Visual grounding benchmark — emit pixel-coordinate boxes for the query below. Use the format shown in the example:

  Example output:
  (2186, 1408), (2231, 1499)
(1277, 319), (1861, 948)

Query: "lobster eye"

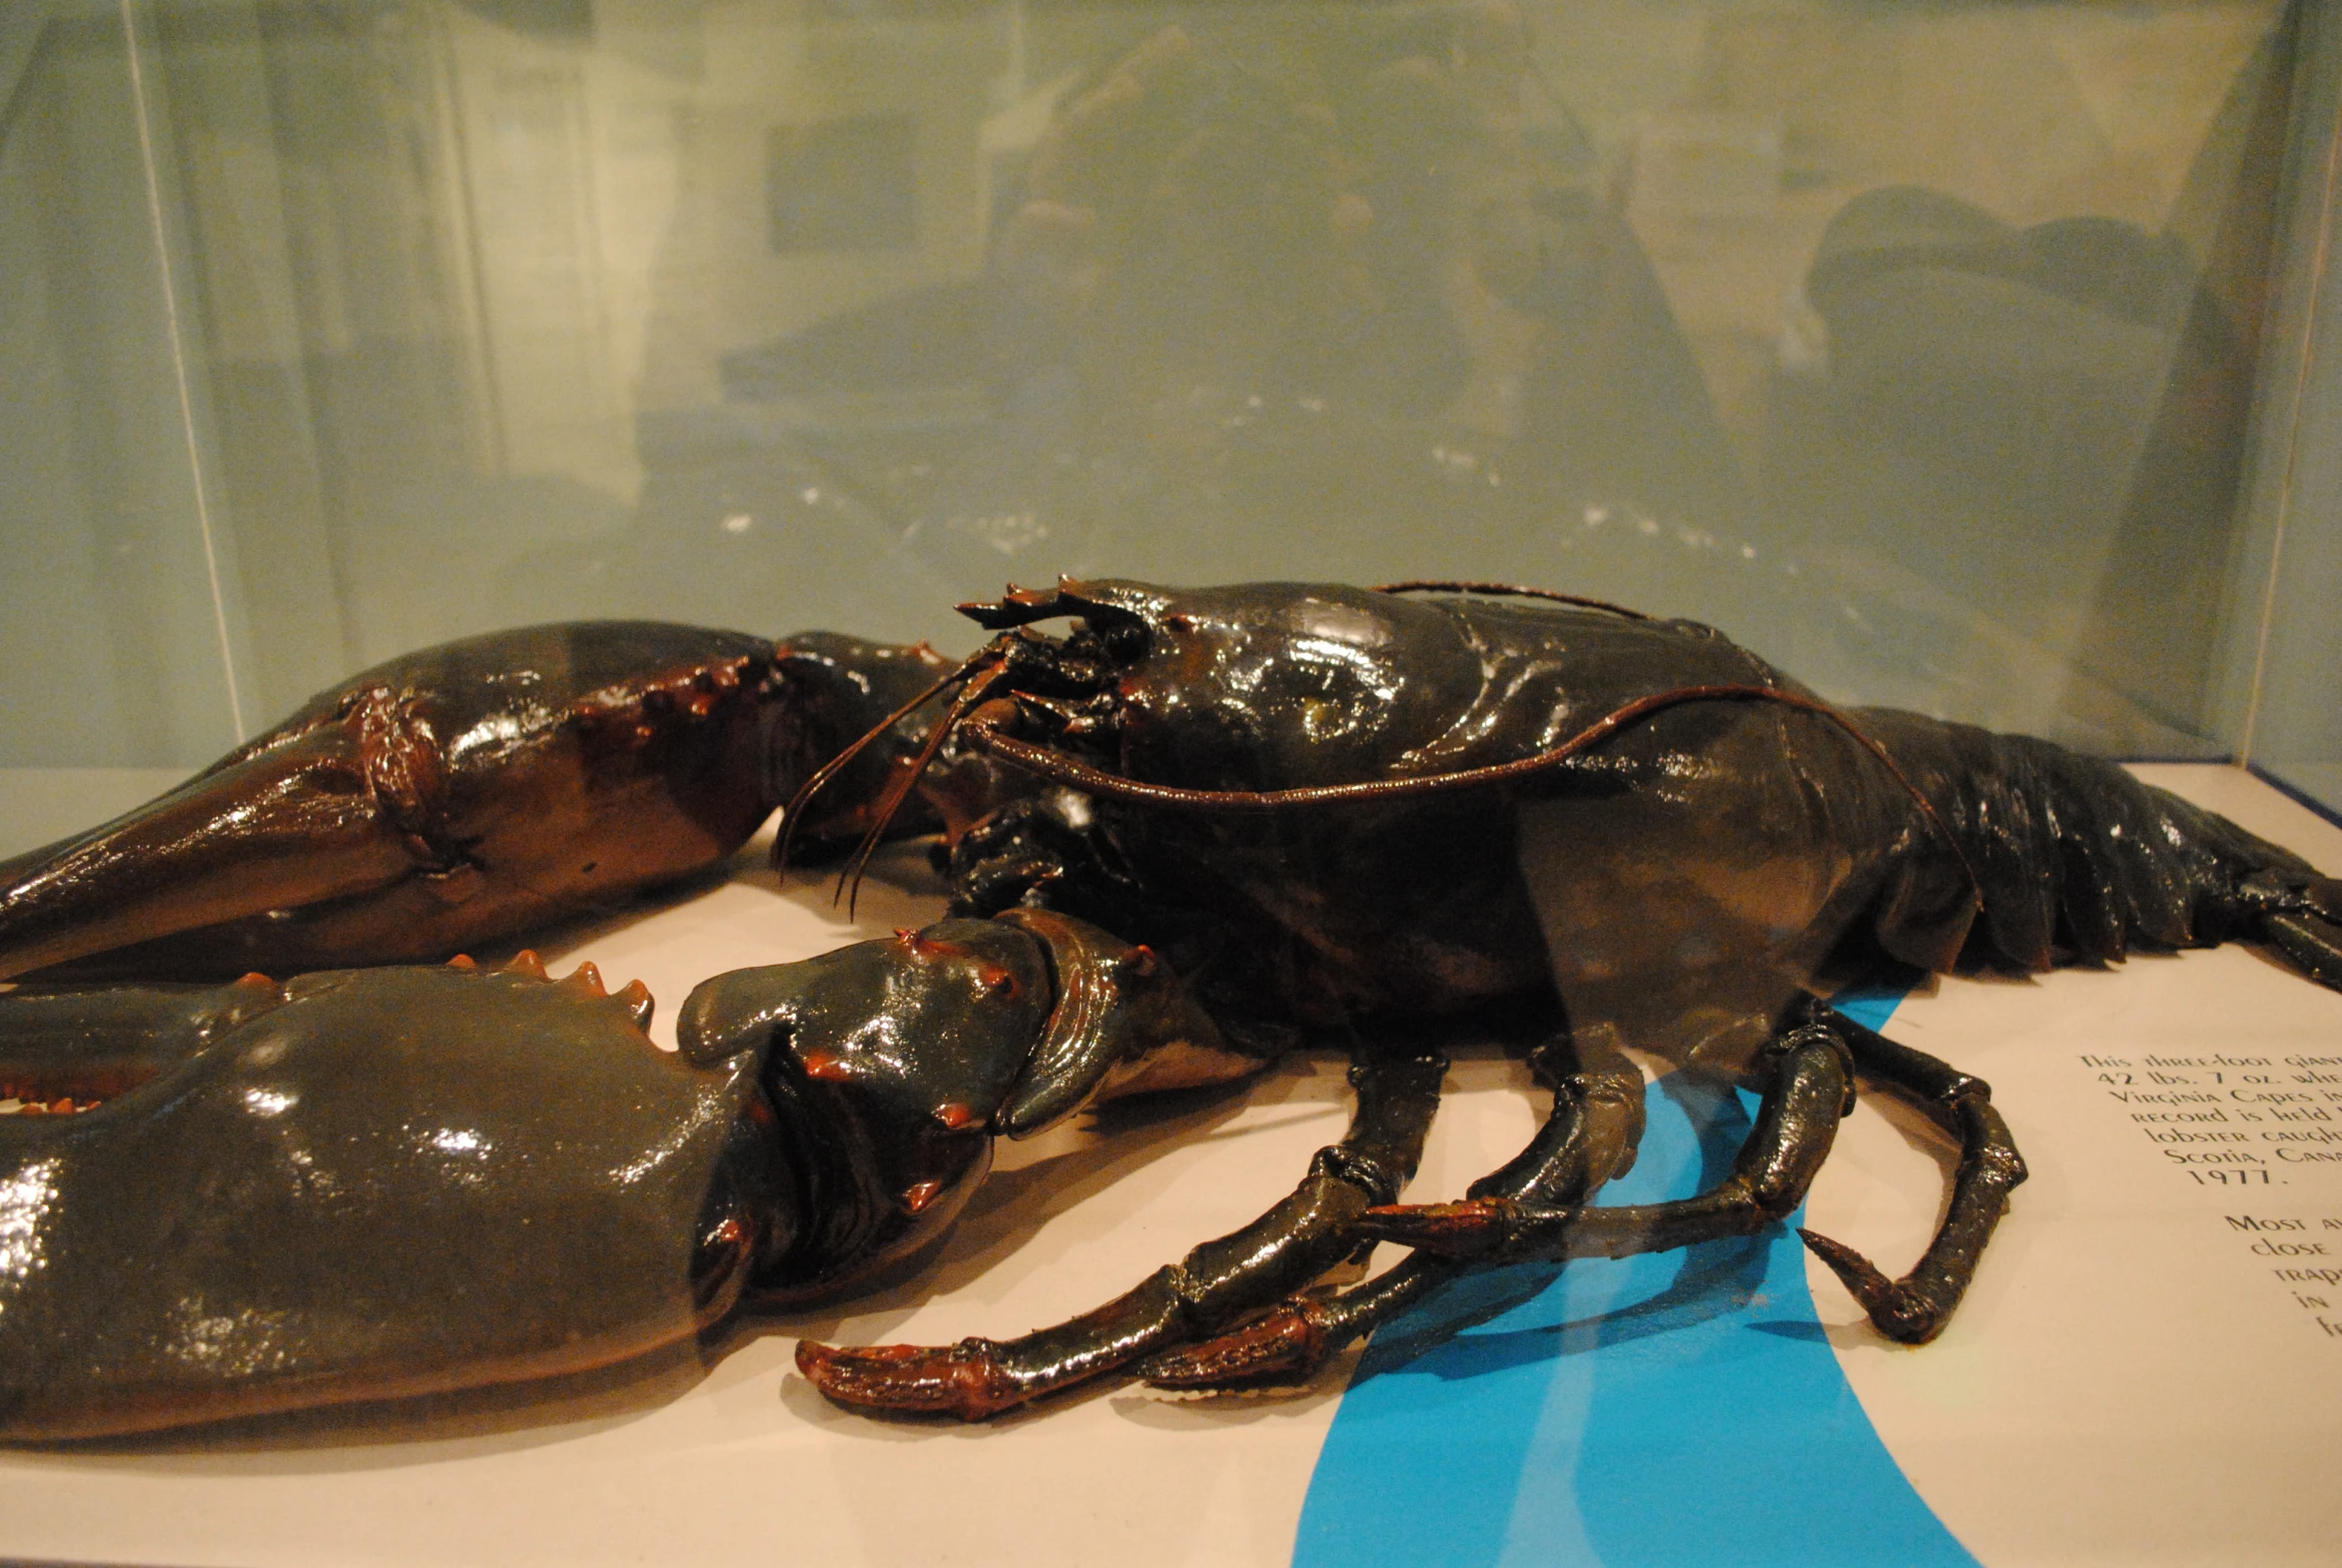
(1100, 620), (1151, 662)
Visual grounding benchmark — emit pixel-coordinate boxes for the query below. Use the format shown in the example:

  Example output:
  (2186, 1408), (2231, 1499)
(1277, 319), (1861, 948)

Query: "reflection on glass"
(0, 0), (2322, 790)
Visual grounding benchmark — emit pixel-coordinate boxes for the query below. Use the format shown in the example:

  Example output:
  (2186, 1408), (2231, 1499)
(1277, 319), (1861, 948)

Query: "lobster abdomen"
(1858, 710), (2331, 977)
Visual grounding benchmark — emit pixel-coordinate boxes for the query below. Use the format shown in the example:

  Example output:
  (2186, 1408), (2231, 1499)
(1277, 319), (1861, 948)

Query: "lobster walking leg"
(794, 1050), (1446, 1419)
(1145, 1035), (1648, 1388)
(1359, 1006), (2026, 1345)
(1358, 1010), (1857, 1271)
(1797, 1012), (2027, 1343)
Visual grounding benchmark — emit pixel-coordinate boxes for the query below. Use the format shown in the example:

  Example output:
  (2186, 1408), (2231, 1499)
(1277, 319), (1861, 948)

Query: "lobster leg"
(1357, 1006), (2024, 1346)
(794, 1049), (1446, 1419)
(1796, 1012), (2027, 1343)
(1144, 1035), (1648, 1389)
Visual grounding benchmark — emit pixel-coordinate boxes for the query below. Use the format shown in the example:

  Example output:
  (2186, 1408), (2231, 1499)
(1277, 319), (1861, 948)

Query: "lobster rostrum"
(1, 583), (2337, 1436)
(784, 578), (2342, 1418)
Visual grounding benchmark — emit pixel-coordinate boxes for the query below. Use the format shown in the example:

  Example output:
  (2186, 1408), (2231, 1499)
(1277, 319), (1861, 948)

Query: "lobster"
(0, 582), (2335, 1436)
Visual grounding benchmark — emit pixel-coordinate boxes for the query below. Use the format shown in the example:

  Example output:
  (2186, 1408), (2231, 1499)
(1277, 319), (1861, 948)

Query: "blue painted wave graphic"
(1294, 984), (1976, 1568)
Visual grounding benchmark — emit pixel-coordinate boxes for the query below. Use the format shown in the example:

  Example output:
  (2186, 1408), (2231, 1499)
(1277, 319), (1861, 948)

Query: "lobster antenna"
(963, 683), (1984, 910)
(774, 646), (997, 876)
(1372, 580), (1654, 621)
(832, 660), (1011, 917)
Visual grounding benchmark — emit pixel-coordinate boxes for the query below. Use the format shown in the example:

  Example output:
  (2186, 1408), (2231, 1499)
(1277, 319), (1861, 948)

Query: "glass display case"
(0, 3), (2336, 1564)
(6, 0), (2338, 812)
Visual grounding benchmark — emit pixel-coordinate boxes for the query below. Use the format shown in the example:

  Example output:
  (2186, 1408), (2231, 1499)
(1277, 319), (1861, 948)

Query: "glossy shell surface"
(0, 965), (774, 1438)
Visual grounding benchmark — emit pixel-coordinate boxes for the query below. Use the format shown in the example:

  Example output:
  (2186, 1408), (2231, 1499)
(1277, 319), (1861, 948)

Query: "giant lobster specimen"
(0, 582), (2334, 1436)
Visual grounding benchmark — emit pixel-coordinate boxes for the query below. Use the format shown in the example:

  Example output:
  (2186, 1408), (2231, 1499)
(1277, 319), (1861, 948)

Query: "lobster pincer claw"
(687, 911), (1262, 1314)
(0, 623), (950, 981)
(794, 1336), (1027, 1420)
(0, 957), (808, 1440)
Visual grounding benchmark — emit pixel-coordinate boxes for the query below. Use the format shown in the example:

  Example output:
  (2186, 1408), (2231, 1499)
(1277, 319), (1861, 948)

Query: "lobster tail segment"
(2252, 873), (2342, 989)
(1857, 712), (2341, 986)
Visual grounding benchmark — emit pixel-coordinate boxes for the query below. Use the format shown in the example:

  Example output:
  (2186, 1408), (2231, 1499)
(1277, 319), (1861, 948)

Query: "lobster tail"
(1858, 711), (2338, 986)
(2253, 874), (2342, 987)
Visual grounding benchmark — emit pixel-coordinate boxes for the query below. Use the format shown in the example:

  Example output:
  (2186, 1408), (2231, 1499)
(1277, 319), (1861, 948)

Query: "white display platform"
(0, 765), (2333, 1568)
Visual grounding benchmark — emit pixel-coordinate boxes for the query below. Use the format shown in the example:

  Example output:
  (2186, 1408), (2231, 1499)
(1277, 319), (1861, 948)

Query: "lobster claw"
(0, 723), (428, 982)
(0, 624), (951, 982)
(673, 911), (1267, 1298)
(677, 920), (1056, 1297)
(990, 907), (1265, 1137)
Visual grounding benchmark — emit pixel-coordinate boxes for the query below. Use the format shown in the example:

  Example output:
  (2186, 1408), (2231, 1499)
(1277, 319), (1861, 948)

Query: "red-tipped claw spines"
(559, 961), (607, 997)
(797, 1049), (853, 1084)
(898, 1180), (946, 1215)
